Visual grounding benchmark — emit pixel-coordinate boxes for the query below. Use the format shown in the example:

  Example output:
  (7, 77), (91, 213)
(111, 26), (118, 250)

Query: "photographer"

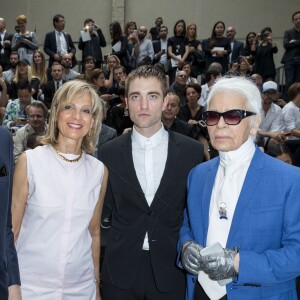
(252, 27), (278, 81)
(11, 15), (38, 65)
(78, 18), (106, 72)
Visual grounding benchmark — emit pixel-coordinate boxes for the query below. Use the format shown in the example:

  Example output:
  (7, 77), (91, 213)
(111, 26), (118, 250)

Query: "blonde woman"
(9, 59), (40, 99)
(12, 80), (108, 300)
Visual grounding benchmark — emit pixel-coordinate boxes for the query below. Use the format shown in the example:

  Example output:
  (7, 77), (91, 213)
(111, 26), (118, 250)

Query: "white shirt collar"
(132, 123), (167, 148)
(219, 137), (255, 168)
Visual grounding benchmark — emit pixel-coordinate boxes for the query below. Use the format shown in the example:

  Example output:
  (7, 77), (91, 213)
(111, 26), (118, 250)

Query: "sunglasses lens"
(223, 110), (242, 125)
(204, 111), (220, 125)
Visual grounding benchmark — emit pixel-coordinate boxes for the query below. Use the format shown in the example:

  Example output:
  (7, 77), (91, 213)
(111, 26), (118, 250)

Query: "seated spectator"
(8, 59), (40, 100)
(76, 56), (95, 82)
(78, 18), (106, 72)
(61, 53), (79, 81)
(43, 62), (65, 109)
(25, 133), (43, 150)
(250, 73), (263, 90)
(177, 62), (197, 84)
(169, 70), (188, 106)
(11, 14), (38, 64)
(177, 83), (209, 160)
(13, 100), (48, 162)
(0, 65), (8, 124)
(107, 87), (133, 135)
(3, 51), (19, 83)
(198, 63), (222, 107)
(3, 80), (33, 129)
(227, 56), (252, 77)
(162, 92), (194, 138)
(266, 143), (294, 165)
(282, 82), (300, 140)
(90, 68), (107, 95)
(257, 81), (287, 147)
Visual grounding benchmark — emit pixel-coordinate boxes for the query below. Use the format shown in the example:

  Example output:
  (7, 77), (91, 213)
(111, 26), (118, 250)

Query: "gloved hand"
(181, 241), (204, 275)
(201, 248), (238, 281)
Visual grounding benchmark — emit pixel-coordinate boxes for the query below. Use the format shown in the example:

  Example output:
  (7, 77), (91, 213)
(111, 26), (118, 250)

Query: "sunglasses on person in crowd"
(201, 109), (256, 126)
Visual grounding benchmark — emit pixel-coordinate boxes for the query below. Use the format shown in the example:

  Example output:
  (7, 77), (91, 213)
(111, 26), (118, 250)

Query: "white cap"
(262, 81), (278, 93)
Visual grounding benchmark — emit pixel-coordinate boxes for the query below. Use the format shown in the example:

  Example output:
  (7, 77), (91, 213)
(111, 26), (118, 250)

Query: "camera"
(15, 25), (20, 33)
(260, 33), (267, 40)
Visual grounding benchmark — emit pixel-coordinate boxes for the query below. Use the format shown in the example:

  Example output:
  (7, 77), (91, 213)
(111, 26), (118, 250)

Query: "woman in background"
(31, 50), (47, 99)
(252, 27), (278, 82)
(203, 21), (231, 73)
(11, 15), (38, 64)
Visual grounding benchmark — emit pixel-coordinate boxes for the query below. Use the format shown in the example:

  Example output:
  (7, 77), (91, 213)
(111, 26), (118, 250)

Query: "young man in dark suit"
(0, 127), (21, 299)
(43, 14), (77, 68)
(99, 65), (204, 300)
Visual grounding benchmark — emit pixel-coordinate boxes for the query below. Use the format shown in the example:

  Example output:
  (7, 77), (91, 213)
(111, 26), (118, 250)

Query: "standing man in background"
(44, 14), (77, 69)
(281, 11), (300, 100)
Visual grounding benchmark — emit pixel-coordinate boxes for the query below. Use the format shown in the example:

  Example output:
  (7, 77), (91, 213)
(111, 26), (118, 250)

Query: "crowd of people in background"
(0, 10), (300, 300)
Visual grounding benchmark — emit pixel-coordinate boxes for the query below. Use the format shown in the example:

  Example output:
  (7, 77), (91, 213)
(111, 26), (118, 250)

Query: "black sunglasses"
(202, 109), (256, 126)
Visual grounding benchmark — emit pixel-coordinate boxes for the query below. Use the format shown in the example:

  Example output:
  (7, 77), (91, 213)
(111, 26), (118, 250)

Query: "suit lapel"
(201, 158), (219, 246)
(121, 132), (148, 207)
(227, 148), (265, 247)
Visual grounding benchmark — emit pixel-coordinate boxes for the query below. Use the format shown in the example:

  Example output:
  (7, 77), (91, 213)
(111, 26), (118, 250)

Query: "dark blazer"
(43, 79), (66, 109)
(230, 40), (244, 63)
(0, 31), (13, 71)
(281, 28), (300, 64)
(44, 31), (77, 68)
(0, 127), (20, 298)
(169, 118), (194, 138)
(99, 130), (204, 292)
(152, 40), (162, 64)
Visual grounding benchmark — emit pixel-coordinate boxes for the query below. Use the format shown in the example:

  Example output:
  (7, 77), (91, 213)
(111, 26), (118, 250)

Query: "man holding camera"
(78, 18), (106, 71)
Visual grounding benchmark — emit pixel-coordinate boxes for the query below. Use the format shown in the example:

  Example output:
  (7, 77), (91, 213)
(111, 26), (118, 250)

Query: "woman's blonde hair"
(14, 64), (32, 83)
(43, 80), (103, 153)
(32, 50), (48, 86)
(16, 15), (27, 24)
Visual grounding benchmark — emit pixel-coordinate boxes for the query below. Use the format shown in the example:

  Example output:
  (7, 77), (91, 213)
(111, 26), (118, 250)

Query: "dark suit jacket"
(0, 127), (20, 297)
(230, 40), (244, 63)
(0, 32), (13, 70)
(169, 118), (194, 138)
(281, 28), (300, 64)
(43, 31), (77, 67)
(43, 79), (66, 109)
(99, 129), (204, 292)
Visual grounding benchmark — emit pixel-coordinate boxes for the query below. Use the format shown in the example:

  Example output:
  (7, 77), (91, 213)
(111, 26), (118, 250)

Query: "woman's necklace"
(53, 147), (83, 163)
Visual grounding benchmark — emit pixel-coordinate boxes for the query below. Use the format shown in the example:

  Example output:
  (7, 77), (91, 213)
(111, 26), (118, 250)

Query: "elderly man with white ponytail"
(178, 76), (300, 300)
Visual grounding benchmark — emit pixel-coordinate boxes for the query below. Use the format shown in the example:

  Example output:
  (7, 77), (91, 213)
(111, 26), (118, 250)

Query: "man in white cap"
(257, 81), (287, 146)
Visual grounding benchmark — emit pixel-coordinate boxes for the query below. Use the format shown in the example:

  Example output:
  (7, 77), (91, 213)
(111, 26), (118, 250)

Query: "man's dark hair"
(160, 25), (168, 32)
(292, 11), (300, 21)
(125, 65), (167, 97)
(185, 83), (202, 95)
(17, 80), (31, 93)
(53, 14), (64, 27)
(84, 18), (94, 26)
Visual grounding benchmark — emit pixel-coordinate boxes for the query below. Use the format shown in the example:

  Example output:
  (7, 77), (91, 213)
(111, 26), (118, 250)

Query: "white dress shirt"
(132, 124), (168, 250)
(199, 137), (255, 300)
(282, 101), (300, 140)
(55, 30), (67, 55)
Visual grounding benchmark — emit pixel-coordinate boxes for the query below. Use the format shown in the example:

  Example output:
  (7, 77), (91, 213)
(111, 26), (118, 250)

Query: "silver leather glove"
(181, 241), (204, 275)
(201, 248), (238, 281)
